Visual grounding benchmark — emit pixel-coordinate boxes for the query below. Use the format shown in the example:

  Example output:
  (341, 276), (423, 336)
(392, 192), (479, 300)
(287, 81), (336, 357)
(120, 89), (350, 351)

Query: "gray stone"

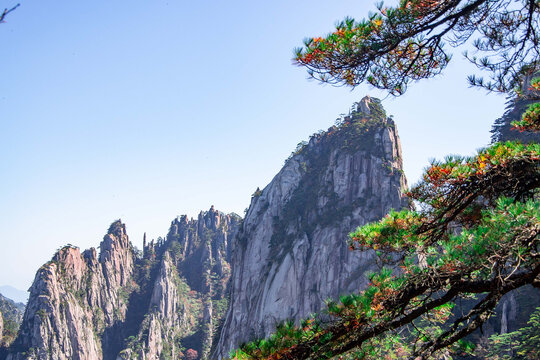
(214, 98), (408, 358)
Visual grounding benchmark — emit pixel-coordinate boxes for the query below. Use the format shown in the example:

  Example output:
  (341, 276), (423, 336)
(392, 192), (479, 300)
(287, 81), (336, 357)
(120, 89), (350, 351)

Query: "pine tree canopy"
(294, 0), (540, 95)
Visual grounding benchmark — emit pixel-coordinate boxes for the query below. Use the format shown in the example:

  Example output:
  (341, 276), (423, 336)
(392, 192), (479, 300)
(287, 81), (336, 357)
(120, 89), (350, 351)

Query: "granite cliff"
(117, 208), (240, 360)
(3, 209), (240, 360)
(214, 97), (408, 358)
(6, 221), (135, 360)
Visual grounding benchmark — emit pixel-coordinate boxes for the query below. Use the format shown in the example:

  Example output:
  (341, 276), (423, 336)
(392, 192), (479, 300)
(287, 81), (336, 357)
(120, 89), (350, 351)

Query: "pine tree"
(230, 1), (539, 359)
(293, 0), (539, 95)
(484, 307), (540, 359)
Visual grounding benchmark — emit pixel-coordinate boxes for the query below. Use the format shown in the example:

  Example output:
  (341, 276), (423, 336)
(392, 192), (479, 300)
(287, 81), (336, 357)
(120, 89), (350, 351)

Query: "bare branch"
(0, 3), (19, 23)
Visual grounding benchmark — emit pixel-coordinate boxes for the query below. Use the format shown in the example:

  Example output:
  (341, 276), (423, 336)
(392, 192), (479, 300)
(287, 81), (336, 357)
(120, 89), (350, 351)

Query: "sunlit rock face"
(214, 97), (408, 358)
(4, 210), (240, 360)
(5, 221), (134, 360)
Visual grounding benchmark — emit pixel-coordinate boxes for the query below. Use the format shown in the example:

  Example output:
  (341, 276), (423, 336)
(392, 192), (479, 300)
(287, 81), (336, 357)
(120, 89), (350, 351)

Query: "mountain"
(3, 209), (240, 360)
(0, 288), (28, 306)
(214, 96), (408, 358)
(6, 221), (135, 360)
(2, 93), (538, 359)
(0, 294), (25, 348)
(2, 96), (408, 359)
(116, 208), (241, 360)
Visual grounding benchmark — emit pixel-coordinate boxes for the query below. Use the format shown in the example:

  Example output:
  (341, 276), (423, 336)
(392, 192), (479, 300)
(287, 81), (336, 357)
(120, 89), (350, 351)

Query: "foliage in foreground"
(294, 0), (539, 95)
(483, 306), (540, 360)
(229, 140), (539, 360)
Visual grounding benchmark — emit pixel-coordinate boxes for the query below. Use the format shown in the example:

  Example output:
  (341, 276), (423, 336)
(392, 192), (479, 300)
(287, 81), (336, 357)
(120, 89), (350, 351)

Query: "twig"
(0, 3), (20, 23)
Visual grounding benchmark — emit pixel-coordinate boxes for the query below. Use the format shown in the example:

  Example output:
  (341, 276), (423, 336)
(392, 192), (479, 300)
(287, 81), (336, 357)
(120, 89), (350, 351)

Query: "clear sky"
(1, 0), (507, 293)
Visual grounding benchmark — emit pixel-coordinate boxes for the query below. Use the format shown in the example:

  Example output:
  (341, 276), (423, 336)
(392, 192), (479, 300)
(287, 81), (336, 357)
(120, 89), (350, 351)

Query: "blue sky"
(1, 0), (507, 292)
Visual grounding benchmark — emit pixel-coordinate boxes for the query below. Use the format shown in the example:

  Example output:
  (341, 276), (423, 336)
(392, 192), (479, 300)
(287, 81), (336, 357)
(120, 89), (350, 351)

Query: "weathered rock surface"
(117, 208), (240, 360)
(214, 97), (408, 358)
(5, 221), (135, 360)
(3, 207), (240, 360)
(117, 252), (194, 360)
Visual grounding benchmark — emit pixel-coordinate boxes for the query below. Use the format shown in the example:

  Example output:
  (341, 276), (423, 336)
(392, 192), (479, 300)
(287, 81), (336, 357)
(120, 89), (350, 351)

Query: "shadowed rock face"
(491, 73), (540, 144)
(214, 97), (408, 358)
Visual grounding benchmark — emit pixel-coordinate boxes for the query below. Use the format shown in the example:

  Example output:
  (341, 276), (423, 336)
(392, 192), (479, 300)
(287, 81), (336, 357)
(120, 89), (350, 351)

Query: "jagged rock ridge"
(214, 96), (408, 358)
(6, 221), (135, 360)
(3, 208), (240, 360)
(117, 208), (240, 360)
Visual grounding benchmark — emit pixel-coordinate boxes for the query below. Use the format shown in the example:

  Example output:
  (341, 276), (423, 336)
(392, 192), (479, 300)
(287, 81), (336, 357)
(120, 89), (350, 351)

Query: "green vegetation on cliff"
(0, 294), (24, 347)
(271, 98), (401, 261)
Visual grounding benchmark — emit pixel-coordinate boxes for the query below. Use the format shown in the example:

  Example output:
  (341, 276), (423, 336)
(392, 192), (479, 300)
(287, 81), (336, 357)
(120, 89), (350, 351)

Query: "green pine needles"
(228, 0), (539, 359)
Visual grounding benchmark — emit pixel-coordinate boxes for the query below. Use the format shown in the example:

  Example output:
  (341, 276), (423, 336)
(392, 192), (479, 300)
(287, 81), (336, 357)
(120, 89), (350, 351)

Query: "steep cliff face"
(215, 97), (408, 358)
(4, 208), (240, 360)
(6, 221), (135, 360)
(118, 208), (240, 360)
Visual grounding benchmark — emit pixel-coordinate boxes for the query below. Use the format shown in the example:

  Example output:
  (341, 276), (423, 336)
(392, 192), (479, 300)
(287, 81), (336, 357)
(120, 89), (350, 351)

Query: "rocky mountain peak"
(214, 98), (408, 357)
(4, 220), (137, 360)
(358, 95), (371, 115)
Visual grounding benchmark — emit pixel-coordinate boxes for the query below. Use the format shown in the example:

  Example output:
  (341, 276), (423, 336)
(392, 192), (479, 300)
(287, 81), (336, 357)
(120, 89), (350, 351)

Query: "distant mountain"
(491, 73), (540, 144)
(0, 288), (27, 306)
(0, 294), (24, 348)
